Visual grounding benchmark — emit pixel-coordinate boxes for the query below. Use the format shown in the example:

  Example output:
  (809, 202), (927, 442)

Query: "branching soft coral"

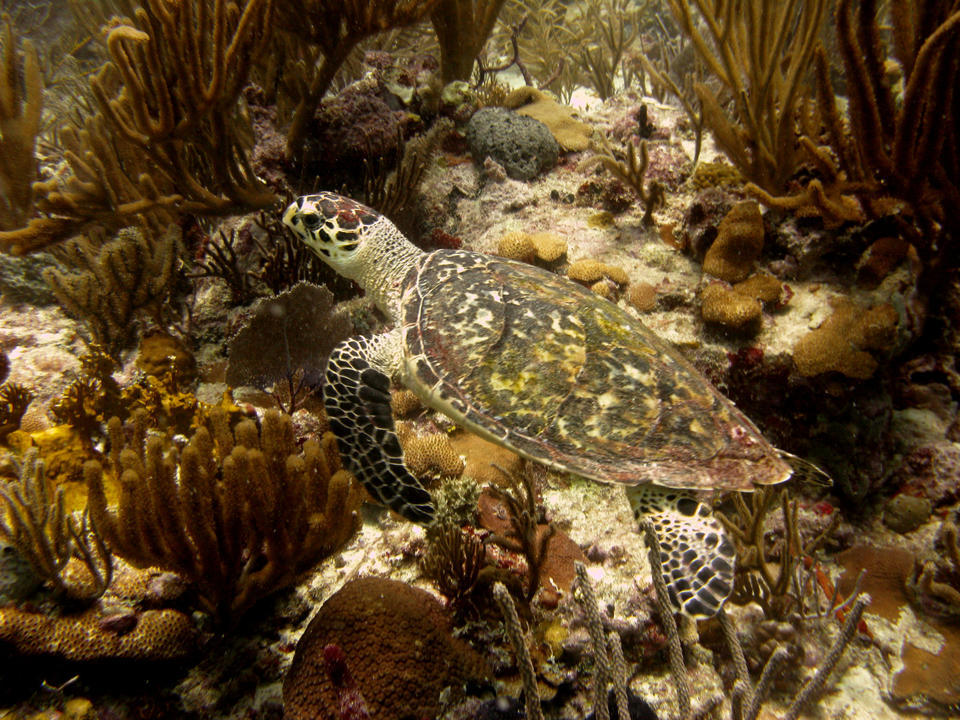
(666, 0), (827, 193)
(85, 409), (361, 626)
(0, 0), (276, 254)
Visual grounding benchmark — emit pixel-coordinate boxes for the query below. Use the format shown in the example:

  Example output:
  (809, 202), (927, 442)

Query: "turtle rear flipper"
(627, 485), (736, 618)
(325, 336), (435, 524)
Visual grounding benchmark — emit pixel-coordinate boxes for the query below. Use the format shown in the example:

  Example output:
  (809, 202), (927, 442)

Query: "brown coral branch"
(86, 409), (360, 626)
(0, 14), (43, 230)
(431, 0), (506, 83)
(579, 135), (665, 225)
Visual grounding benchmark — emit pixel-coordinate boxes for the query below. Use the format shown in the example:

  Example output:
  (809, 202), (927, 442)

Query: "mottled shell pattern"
(401, 250), (790, 491)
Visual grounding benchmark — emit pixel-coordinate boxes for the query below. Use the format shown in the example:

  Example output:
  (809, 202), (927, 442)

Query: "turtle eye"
(302, 213), (321, 230)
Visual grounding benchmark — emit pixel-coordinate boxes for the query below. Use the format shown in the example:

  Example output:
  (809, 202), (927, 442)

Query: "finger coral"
(85, 409), (361, 626)
(283, 576), (490, 720)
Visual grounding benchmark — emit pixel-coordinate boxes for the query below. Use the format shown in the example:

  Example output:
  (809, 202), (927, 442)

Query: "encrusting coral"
(84, 409), (361, 626)
(283, 576), (490, 720)
(0, 14), (42, 231)
(793, 298), (899, 379)
(503, 86), (593, 152)
(0, 605), (197, 661)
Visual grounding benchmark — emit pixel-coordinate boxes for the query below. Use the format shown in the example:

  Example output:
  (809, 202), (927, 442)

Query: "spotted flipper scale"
(627, 485), (736, 618)
(324, 336), (435, 524)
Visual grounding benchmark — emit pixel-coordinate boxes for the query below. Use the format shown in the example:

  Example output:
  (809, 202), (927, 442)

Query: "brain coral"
(284, 577), (490, 720)
(702, 200), (764, 282)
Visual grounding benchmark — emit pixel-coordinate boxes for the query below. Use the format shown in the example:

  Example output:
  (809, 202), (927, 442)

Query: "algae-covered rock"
(465, 106), (559, 181)
(883, 493), (932, 533)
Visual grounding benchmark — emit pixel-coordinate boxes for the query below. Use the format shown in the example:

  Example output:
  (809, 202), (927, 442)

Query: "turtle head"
(282, 192), (383, 274)
(283, 192), (423, 318)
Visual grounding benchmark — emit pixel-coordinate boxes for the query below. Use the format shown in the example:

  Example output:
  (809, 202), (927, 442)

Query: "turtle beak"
(282, 200), (301, 235)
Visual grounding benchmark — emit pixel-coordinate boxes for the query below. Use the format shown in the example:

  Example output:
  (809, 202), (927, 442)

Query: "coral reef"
(281, 0), (439, 158)
(283, 576), (490, 720)
(85, 409), (360, 625)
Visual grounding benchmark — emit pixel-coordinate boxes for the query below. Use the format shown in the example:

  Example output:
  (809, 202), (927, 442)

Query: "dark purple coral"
(323, 644), (371, 720)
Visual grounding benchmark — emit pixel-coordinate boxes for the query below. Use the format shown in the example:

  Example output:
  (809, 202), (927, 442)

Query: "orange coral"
(626, 282), (657, 312)
(283, 577), (490, 720)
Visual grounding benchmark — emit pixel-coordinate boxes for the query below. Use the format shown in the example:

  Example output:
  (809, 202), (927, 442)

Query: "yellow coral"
(497, 231), (536, 262)
(701, 283), (762, 331)
(528, 232), (567, 262)
(397, 423), (465, 478)
(567, 259), (630, 285)
(733, 272), (784, 305)
(504, 87), (592, 151)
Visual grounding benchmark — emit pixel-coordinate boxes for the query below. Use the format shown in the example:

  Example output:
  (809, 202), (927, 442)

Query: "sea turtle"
(282, 192), (792, 617)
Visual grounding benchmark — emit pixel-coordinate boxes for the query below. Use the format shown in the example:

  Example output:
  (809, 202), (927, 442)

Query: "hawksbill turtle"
(282, 192), (793, 617)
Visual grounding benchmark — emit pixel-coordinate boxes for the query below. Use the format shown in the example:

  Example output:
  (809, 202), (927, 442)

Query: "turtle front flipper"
(627, 485), (736, 618)
(325, 335), (435, 524)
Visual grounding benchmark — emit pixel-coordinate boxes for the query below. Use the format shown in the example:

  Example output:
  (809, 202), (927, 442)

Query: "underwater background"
(0, 0), (959, 718)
